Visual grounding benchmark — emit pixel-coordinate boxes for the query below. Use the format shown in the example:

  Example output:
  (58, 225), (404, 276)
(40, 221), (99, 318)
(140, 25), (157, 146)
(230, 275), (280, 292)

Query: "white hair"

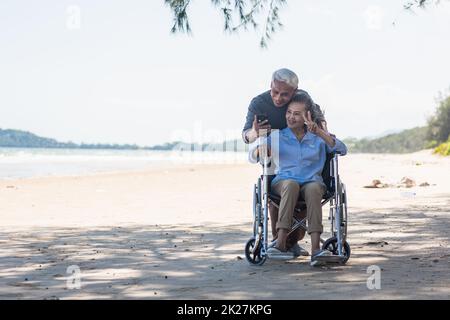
(272, 68), (299, 88)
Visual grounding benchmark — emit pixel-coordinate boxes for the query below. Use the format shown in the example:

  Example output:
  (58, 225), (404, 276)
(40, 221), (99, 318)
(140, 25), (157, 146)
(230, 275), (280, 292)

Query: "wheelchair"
(244, 150), (351, 266)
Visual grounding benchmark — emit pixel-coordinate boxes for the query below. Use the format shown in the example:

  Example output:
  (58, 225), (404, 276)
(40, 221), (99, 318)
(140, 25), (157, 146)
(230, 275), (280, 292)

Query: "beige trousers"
(272, 180), (326, 234)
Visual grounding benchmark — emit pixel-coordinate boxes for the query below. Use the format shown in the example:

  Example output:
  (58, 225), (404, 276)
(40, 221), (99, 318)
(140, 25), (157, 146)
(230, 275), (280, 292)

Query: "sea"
(0, 148), (248, 179)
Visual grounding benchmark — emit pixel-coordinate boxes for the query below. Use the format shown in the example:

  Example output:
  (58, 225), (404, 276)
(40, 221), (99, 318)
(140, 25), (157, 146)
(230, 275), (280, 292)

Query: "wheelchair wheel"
(341, 184), (348, 240)
(322, 237), (351, 264)
(245, 237), (266, 266)
(252, 180), (262, 237)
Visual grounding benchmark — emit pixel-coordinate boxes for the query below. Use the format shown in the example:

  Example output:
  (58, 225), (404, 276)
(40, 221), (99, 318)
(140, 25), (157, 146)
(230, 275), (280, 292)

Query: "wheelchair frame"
(245, 151), (350, 266)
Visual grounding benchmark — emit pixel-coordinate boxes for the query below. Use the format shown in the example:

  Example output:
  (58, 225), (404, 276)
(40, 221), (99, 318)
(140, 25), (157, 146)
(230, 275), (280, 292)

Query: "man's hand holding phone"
(253, 114), (271, 137)
(244, 114), (271, 143)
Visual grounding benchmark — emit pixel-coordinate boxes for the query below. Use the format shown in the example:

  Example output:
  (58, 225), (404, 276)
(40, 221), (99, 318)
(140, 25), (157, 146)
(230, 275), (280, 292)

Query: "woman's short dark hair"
(290, 93), (313, 110)
(289, 93), (326, 127)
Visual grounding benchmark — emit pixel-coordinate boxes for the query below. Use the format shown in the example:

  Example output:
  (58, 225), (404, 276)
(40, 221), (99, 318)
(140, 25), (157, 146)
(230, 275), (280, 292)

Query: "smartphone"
(256, 114), (268, 124)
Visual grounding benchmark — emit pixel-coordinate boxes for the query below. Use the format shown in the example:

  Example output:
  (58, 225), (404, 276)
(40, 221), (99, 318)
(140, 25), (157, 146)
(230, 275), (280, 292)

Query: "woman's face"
(286, 102), (306, 129)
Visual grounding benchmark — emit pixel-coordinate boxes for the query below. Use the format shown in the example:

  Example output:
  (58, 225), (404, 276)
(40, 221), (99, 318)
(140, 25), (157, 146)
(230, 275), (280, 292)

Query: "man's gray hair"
(272, 68), (299, 88)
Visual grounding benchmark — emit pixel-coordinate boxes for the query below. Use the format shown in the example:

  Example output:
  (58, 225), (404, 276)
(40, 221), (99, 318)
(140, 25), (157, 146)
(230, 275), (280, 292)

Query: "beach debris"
(364, 177), (422, 189)
(400, 177), (415, 188)
(363, 179), (389, 188)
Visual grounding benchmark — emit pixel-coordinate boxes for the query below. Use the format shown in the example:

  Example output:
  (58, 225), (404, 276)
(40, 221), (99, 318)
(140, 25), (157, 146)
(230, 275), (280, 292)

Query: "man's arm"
(242, 128), (257, 144)
(242, 102), (256, 144)
(248, 136), (272, 163)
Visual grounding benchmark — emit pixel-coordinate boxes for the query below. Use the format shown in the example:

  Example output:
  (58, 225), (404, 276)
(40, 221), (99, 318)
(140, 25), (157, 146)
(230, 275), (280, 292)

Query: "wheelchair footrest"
(315, 254), (347, 263)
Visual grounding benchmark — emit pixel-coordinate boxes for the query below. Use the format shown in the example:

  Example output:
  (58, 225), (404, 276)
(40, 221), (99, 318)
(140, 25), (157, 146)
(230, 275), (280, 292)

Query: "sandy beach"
(1, 150), (450, 299)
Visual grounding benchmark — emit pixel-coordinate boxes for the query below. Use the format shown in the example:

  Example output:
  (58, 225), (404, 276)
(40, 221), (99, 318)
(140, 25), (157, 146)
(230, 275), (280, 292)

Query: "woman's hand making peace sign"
(303, 111), (319, 134)
(303, 110), (336, 147)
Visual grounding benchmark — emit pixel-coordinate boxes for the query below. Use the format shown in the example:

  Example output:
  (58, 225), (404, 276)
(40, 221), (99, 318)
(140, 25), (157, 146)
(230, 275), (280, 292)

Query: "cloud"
(363, 5), (384, 31)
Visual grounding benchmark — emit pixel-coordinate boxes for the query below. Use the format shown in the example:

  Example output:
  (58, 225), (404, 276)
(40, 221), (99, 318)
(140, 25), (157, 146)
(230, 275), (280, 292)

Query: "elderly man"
(242, 68), (325, 144)
(243, 68), (326, 257)
(249, 93), (347, 266)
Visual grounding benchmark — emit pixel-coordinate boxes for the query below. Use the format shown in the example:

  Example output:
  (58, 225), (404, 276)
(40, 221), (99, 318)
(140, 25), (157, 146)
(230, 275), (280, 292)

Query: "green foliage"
(404, 0), (441, 10)
(425, 140), (439, 149)
(433, 136), (450, 156)
(343, 127), (428, 154)
(434, 141), (450, 155)
(426, 94), (450, 144)
(165, 0), (445, 48)
(346, 91), (450, 154)
(165, 0), (287, 48)
(0, 129), (65, 148)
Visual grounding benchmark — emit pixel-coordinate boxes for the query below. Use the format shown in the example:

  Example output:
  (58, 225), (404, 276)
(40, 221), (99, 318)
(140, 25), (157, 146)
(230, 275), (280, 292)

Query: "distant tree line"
(427, 94), (450, 155)
(345, 92), (450, 154)
(2, 92), (449, 155)
(0, 129), (140, 150)
(343, 127), (428, 154)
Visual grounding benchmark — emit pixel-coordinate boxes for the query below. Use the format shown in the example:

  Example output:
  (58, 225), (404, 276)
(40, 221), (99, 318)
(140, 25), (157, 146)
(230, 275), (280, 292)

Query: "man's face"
(270, 80), (297, 107)
(286, 102), (306, 130)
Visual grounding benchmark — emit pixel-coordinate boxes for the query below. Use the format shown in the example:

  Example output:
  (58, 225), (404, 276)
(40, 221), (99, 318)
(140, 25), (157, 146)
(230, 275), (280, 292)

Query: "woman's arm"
(316, 128), (336, 148)
(303, 111), (335, 147)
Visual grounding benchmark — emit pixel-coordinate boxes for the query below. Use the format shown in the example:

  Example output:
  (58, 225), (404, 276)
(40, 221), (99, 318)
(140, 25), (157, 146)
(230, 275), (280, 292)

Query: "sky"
(1, 0), (450, 146)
